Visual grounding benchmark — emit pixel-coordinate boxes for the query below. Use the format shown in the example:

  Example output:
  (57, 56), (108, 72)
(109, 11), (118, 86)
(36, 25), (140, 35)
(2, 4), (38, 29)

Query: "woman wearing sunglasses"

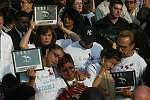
(125, 0), (140, 24)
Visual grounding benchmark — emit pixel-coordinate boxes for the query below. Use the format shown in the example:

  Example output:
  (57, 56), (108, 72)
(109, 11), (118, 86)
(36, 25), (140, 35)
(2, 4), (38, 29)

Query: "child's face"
(104, 58), (120, 70)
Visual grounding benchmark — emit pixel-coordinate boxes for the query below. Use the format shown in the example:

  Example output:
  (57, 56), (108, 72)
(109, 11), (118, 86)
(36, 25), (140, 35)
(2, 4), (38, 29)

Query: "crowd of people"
(0, 0), (150, 100)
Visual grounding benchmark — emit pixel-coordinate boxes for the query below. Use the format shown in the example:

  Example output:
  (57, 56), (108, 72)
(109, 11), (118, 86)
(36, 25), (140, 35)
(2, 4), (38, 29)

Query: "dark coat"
(7, 28), (22, 50)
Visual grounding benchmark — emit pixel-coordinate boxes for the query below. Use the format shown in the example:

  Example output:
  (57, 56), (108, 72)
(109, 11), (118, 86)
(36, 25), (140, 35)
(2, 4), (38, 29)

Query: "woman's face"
(46, 49), (64, 66)
(64, 17), (74, 27)
(40, 30), (52, 46)
(73, 0), (83, 13)
(103, 57), (120, 70)
(61, 62), (75, 81)
(125, 0), (136, 12)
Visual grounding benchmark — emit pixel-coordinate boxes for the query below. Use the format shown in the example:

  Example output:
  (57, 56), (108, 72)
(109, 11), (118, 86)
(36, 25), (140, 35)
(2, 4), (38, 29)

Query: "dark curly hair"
(57, 53), (74, 70)
(100, 48), (123, 62)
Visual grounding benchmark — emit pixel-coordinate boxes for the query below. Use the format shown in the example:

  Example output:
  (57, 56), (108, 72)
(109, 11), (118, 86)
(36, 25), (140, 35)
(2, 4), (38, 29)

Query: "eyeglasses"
(116, 44), (129, 50)
(62, 66), (74, 73)
(125, 1), (134, 4)
(50, 50), (62, 61)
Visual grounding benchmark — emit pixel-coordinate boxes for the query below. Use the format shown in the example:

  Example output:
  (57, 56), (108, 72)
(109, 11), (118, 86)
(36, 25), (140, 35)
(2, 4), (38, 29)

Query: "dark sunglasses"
(125, 1), (134, 4)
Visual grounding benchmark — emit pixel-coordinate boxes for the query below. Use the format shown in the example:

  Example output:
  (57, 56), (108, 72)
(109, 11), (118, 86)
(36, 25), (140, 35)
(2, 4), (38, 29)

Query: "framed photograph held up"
(111, 71), (136, 92)
(12, 48), (44, 73)
(34, 5), (57, 25)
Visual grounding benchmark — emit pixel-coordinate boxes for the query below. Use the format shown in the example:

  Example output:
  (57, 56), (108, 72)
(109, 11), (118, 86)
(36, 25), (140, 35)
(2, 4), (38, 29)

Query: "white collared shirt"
(0, 30), (15, 81)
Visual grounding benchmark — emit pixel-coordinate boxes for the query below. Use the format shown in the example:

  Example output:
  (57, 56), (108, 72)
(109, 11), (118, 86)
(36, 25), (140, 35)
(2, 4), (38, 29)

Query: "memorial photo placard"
(12, 48), (44, 73)
(111, 71), (136, 92)
(34, 5), (57, 25)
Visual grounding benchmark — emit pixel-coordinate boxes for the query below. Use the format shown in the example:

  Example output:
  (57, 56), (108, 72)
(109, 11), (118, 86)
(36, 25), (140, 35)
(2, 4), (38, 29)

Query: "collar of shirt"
(14, 27), (24, 38)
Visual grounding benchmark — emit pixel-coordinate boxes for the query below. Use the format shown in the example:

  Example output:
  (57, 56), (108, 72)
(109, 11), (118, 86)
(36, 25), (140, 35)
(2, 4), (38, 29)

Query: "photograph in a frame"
(111, 71), (136, 92)
(34, 5), (57, 25)
(12, 48), (43, 73)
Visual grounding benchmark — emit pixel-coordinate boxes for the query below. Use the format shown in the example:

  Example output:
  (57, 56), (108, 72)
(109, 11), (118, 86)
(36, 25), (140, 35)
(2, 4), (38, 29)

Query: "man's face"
(0, 16), (4, 31)
(110, 4), (123, 18)
(15, 17), (29, 32)
(80, 40), (93, 49)
(117, 37), (134, 57)
(143, 0), (150, 8)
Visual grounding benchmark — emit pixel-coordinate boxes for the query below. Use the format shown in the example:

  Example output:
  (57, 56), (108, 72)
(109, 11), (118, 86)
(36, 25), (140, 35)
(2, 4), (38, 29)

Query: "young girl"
(87, 48), (122, 100)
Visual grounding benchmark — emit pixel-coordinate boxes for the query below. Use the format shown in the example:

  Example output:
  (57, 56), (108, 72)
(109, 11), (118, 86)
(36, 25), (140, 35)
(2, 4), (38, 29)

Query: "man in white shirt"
(0, 10), (15, 81)
(112, 30), (147, 99)
(64, 25), (103, 71)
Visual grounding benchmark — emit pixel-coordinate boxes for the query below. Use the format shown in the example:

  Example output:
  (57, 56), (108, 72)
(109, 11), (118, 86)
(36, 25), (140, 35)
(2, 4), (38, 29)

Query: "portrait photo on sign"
(111, 71), (136, 92)
(12, 48), (44, 73)
(34, 5), (57, 25)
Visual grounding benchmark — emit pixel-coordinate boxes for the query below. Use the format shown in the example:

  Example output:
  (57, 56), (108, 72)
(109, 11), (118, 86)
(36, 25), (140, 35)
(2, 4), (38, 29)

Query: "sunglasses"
(125, 1), (134, 4)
